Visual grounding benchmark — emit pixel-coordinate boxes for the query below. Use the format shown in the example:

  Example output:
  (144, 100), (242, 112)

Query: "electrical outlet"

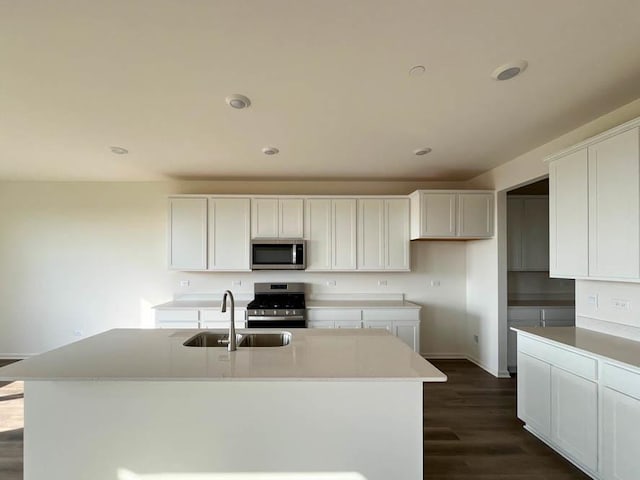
(326, 280), (336, 286)
(587, 294), (598, 307)
(73, 329), (84, 337)
(180, 280), (190, 287)
(473, 335), (479, 343)
(232, 280), (242, 286)
(378, 280), (388, 286)
(430, 280), (441, 287)
(612, 298), (631, 311)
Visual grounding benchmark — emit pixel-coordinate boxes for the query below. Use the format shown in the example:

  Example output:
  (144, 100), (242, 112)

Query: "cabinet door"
(305, 199), (332, 270)
(168, 198), (207, 270)
(549, 149), (589, 277)
(251, 198), (279, 238)
(522, 197), (549, 271)
(602, 387), (640, 480)
(517, 351), (551, 438)
(588, 128), (640, 279)
(279, 198), (304, 238)
(420, 193), (457, 237)
(540, 307), (575, 327)
(357, 199), (385, 270)
(394, 321), (420, 352)
(386, 198), (410, 270)
(458, 193), (494, 238)
(332, 199), (357, 270)
(208, 198), (251, 271)
(551, 367), (598, 472)
(507, 198), (524, 271)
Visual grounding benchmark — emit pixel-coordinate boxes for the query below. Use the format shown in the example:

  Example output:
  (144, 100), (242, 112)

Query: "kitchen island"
(0, 328), (446, 480)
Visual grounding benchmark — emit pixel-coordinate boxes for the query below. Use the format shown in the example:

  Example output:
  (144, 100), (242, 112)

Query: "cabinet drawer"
(200, 309), (245, 322)
(307, 309), (362, 321)
(541, 308), (575, 322)
(602, 363), (640, 401)
(361, 308), (418, 321)
(155, 309), (199, 323)
(518, 335), (597, 381)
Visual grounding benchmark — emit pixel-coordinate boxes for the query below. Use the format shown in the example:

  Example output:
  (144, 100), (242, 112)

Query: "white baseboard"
(424, 353), (511, 379)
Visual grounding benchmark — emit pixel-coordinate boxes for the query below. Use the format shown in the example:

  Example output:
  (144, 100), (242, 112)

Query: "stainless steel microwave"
(250, 239), (306, 270)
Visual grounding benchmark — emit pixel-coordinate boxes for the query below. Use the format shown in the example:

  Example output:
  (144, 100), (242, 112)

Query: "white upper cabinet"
(548, 120), (640, 281)
(411, 192), (456, 238)
(168, 197), (207, 270)
(278, 198), (305, 238)
(332, 199), (357, 270)
(208, 198), (251, 271)
(357, 198), (410, 271)
(410, 190), (494, 239)
(549, 148), (589, 277)
(305, 199), (332, 270)
(588, 127), (640, 279)
(305, 198), (357, 271)
(251, 198), (304, 239)
(508, 196), (549, 271)
(457, 193), (494, 238)
(168, 196), (250, 272)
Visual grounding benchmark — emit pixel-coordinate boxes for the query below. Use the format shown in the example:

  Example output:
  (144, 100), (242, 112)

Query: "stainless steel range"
(246, 283), (306, 328)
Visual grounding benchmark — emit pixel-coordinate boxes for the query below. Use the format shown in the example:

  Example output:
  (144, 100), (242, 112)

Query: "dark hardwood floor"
(424, 359), (590, 479)
(0, 359), (591, 479)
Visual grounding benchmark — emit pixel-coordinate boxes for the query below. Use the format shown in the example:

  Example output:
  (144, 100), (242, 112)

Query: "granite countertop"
(0, 328), (445, 382)
(508, 299), (575, 307)
(512, 326), (640, 370)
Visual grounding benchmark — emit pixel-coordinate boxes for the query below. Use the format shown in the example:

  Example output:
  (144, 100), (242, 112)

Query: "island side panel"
(25, 380), (423, 480)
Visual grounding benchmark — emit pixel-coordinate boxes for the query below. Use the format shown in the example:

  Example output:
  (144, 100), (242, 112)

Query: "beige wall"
(464, 97), (640, 376)
(0, 180), (468, 356)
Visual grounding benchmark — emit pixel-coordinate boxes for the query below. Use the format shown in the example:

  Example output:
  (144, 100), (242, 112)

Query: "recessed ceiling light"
(409, 65), (426, 77)
(414, 147), (432, 156)
(262, 146), (279, 155)
(491, 60), (528, 81)
(226, 94), (251, 109)
(109, 146), (128, 155)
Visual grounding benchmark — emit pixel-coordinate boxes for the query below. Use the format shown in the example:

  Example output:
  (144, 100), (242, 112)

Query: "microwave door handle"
(292, 244), (297, 264)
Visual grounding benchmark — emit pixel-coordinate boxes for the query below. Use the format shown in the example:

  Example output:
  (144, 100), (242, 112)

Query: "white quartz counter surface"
(512, 326), (640, 370)
(0, 328), (445, 382)
(153, 299), (420, 309)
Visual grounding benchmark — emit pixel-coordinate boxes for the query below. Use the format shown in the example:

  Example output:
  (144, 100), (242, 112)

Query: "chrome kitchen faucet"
(221, 290), (236, 352)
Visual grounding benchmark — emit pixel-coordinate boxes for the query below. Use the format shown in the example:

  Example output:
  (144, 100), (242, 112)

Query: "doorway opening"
(505, 178), (575, 374)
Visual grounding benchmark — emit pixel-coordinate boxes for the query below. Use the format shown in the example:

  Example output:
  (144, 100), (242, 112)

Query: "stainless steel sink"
(237, 332), (291, 347)
(183, 332), (243, 348)
(183, 332), (291, 348)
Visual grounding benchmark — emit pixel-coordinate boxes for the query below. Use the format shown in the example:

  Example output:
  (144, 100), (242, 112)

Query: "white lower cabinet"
(307, 307), (421, 352)
(551, 367), (598, 472)
(517, 352), (551, 438)
(155, 309), (246, 329)
(602, 363), (640, 480)
(516, 332), (640, 479)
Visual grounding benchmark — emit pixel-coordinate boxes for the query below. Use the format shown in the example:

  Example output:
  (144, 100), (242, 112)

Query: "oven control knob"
(260, 310), (265, 315)
(272, 310), (277, 315)
(285, 310), (290, 315)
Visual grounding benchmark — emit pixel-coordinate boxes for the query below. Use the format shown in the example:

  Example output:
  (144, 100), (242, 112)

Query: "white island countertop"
(0, 328), (445, 382)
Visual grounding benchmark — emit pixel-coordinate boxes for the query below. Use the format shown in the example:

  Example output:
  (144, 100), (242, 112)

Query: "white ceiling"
(2, 0), (640, 182)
